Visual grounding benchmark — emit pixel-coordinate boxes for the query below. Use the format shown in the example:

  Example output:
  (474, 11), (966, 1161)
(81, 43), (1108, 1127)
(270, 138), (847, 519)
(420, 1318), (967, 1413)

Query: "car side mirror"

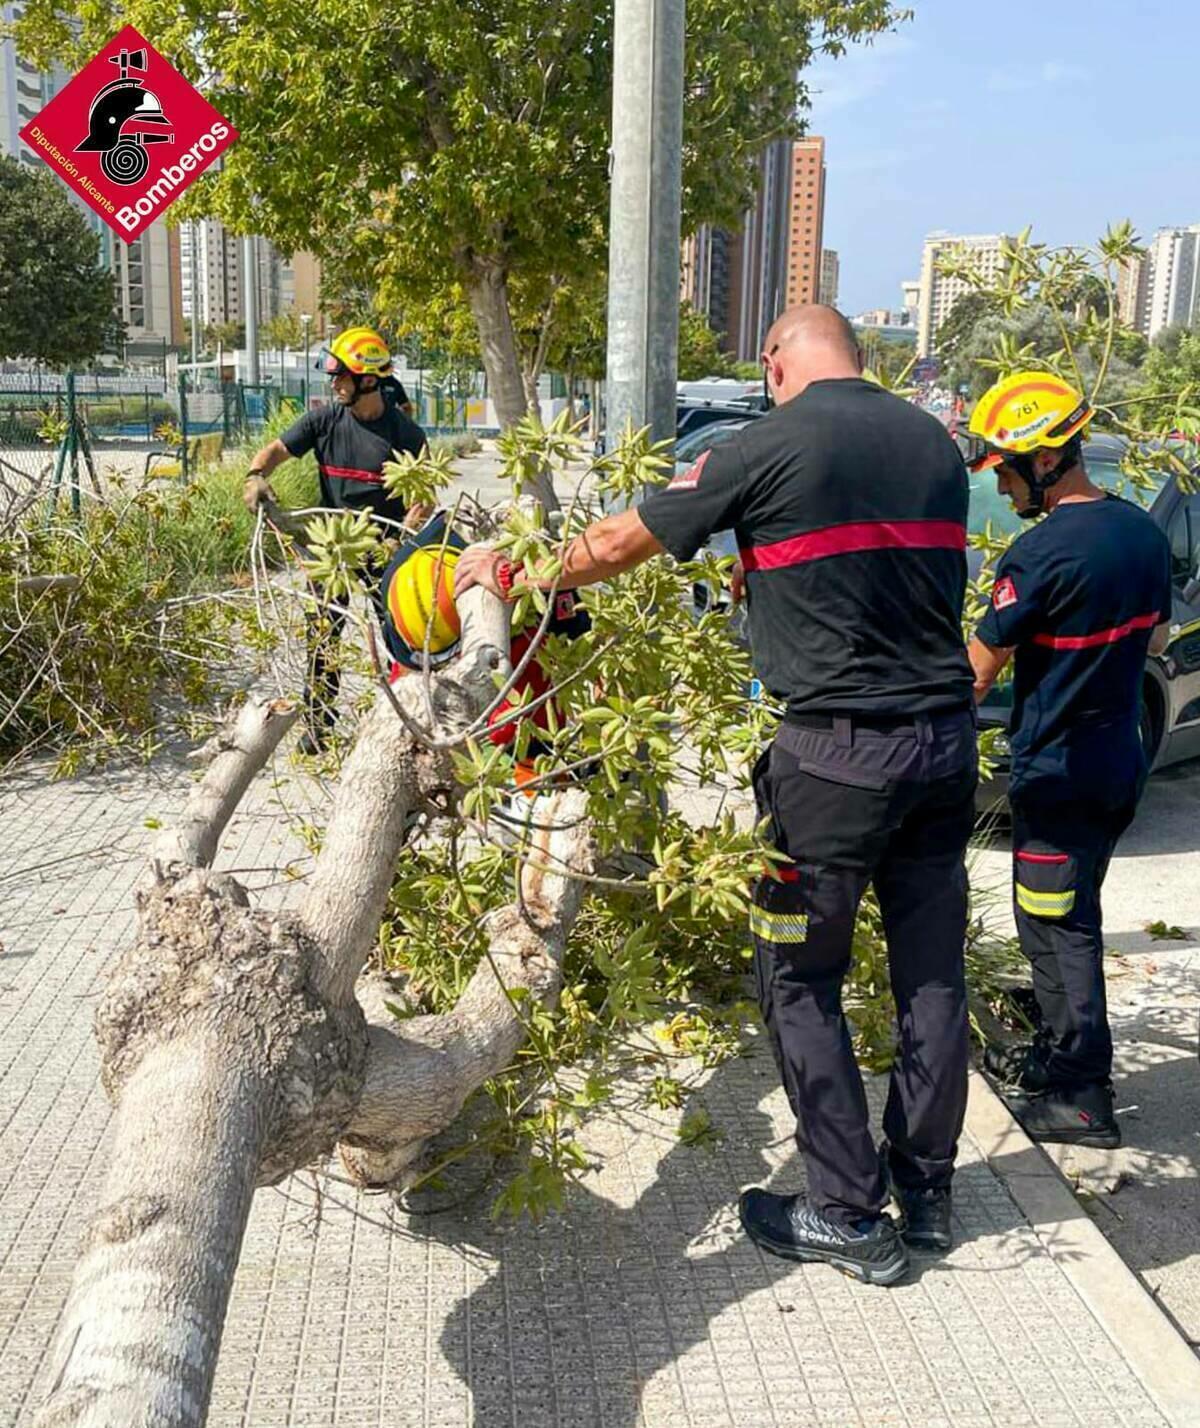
(1183, 576), (1200, 605)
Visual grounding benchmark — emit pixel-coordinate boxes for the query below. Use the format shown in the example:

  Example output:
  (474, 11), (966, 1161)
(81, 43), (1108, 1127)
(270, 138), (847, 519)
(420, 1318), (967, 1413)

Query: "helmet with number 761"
(963, 370), (1093, 474)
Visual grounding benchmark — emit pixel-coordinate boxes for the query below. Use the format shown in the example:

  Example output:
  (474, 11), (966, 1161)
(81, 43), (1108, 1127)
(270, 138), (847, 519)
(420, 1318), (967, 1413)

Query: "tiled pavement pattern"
(0, 755), (1171, 1428)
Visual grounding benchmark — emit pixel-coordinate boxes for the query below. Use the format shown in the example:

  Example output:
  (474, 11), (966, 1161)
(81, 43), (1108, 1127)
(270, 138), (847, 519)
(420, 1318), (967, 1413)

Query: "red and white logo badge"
(668, 449), (710, 492)
(19, 25), (237, 243)
(993, 575), (1019, 610)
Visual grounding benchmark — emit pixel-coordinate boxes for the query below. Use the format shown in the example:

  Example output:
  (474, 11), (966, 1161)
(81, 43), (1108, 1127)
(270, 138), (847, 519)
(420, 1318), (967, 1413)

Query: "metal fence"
(0, 364), (493, 525)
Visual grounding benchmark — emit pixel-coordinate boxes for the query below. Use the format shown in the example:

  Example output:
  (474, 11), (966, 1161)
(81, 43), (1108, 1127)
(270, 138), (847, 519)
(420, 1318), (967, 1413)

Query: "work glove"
(242, 472), (278, 513)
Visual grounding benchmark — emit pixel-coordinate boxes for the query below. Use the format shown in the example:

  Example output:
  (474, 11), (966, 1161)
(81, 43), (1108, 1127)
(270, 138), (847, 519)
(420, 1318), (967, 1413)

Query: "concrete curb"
(965, 1068), (1200, 1427)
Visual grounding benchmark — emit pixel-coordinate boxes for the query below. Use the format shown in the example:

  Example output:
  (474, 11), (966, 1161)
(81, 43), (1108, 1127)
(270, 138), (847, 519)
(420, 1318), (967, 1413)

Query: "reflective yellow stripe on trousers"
(749, 906), (809, 944)
(1015, 884), (1075, 918)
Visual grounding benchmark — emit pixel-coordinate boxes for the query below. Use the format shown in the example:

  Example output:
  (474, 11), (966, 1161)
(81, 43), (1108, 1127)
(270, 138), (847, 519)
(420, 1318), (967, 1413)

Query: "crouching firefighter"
(965, 371), (1173, 1147)
(378, 515), (591, 786)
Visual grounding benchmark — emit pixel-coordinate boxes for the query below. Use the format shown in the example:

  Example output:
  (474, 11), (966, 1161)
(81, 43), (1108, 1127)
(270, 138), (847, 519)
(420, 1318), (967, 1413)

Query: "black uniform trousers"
(1010, 795), (1135, 1088)
(751, 708), (977, 1227)
(303, 582), (389, 737)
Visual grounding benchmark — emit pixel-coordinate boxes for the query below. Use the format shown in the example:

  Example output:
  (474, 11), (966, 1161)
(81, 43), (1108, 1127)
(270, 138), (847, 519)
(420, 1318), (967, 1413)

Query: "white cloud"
(986, 59), (1089, 92)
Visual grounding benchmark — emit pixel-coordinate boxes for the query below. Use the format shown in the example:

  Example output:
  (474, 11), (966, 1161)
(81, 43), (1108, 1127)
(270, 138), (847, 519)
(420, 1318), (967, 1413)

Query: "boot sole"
(1024, 1125), (1121, 1149)
(740, 1218), (909, 1285)
(900, 1229), (952, 1253)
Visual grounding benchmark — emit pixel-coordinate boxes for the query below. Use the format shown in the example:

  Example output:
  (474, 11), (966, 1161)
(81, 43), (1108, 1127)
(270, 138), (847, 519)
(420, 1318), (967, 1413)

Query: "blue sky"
(804, 0), (1200, 313)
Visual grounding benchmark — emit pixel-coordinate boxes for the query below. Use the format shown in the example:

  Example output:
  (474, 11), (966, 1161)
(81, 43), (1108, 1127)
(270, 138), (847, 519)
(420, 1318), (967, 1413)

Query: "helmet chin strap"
(1009, 448), (1076, 520)
(347, 373), (378, 407)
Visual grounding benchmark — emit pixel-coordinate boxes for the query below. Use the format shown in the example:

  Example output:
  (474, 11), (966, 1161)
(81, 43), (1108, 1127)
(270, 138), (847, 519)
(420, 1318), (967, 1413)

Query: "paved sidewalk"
(2, 751), (1198, 1427)
(971, 761), (1200, 1354)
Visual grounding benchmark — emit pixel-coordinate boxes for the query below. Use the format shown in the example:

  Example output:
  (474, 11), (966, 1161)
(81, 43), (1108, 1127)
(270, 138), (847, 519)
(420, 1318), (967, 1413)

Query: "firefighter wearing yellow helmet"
(241, 324), (432, 753)
(967, 369), (1173, 1150)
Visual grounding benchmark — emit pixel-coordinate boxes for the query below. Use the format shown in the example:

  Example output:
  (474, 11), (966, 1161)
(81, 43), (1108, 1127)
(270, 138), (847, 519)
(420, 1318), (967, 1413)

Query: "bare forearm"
(454, 509), (665, 603)
(968, 635), (1011, 703)
(247, 439), (290, 476)
(517, 510), (663, 593)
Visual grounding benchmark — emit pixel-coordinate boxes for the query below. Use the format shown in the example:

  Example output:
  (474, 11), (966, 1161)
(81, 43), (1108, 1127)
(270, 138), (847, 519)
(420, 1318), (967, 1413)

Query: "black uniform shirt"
(280, 400), (427, 528)
(639, 377), (974, 716)
(976, 494), (1173, 806)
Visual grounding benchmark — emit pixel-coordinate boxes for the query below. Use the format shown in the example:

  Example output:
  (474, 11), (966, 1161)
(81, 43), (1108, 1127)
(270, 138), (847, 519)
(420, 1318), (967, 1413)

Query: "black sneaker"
(738, 1189), (909, 1285)
(895, 1185), (953, 1252)
(297, 726), (330, 757)
(984, 1032), (1052, 1094)
(1007, 1082), (1121, 1149)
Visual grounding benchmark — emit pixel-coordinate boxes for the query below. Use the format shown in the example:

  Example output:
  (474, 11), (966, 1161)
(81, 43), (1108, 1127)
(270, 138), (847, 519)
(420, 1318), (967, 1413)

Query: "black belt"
(784, 704), (970, 733)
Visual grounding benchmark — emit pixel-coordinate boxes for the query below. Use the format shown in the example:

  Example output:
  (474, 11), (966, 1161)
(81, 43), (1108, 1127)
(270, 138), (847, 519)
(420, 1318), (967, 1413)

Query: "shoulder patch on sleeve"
(667, 449), (711, 491)
(993, 575), (1018, 611)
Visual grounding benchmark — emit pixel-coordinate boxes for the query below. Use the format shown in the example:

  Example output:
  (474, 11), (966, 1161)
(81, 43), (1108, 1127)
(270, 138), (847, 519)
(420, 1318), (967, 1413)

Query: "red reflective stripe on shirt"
(1031, 611), (1159, 650)
(319, 463), (385, 485)
(1016, 850), (1068, 864)
(739, 519), (966, 571)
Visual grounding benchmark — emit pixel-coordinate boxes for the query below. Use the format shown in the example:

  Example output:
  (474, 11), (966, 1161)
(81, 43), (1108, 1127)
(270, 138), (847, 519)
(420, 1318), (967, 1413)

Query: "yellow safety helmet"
(379, 514), (466, 670)
(964, 370), (1092, 473)
(321, 325), (393, 378)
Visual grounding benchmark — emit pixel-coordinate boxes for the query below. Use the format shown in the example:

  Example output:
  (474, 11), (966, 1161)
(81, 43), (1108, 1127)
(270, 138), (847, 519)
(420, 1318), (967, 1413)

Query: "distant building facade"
(1143, 226), (1200, 340)
(819, 249), (839, 307)
(917, 231), (1008, 357)
(785, 137), (826, 309)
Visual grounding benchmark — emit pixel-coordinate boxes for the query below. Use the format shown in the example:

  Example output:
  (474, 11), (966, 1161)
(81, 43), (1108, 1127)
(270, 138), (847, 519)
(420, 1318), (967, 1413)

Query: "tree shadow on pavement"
(407, 1036), (1037, 1428)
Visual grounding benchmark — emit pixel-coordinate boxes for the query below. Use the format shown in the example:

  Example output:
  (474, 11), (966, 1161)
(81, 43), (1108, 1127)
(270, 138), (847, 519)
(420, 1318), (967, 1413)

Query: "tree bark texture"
(34, 591), (595, 1428)
(464, 260), (559, 513)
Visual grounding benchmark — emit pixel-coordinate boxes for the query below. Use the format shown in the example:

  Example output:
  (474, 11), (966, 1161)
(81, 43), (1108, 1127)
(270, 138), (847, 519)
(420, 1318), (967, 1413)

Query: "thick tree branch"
(299, 587), (510, 1007)
(339, 788), (592, 1186)
(148, 697), (298, 875)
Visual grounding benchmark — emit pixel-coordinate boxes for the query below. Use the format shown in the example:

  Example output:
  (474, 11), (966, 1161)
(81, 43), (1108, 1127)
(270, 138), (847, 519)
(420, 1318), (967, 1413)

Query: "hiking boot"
(1007, 1082), (1121, 1149)
(984, 1030), (1052, 1094)
(738, 1189), (909, 1286)
(894, 1185), (953, 1252)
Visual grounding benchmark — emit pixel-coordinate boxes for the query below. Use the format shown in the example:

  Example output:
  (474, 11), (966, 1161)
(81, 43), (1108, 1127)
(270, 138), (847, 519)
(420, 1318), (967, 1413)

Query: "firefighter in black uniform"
(243, 326), (430, 753)
(965, 371), (1173, 1146)
(454, 305), (979, 1284)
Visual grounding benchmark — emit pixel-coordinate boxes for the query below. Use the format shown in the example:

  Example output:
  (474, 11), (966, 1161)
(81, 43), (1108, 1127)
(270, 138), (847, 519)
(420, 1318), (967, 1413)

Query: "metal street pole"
(300, 312), (312, 408)
(603, 0), (686, 453)
(190, 220), (200, 375)
(244, 234), (260, 385)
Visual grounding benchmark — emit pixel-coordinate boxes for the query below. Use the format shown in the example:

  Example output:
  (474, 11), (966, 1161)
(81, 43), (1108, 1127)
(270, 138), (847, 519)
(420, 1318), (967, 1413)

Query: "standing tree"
(15, 0), (902, 431)
(676, 301), (736, 380)
(259, 308), (305, 351)
(0, 155), (125, 366)
(205, 320), (245, 353)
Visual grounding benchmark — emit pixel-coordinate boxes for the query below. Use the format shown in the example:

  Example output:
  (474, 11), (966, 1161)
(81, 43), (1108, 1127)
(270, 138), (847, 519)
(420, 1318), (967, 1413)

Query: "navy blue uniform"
(281, 399), (426, 531)
(977, 495), (1172, 1086)
(641, 378), (977, 1227)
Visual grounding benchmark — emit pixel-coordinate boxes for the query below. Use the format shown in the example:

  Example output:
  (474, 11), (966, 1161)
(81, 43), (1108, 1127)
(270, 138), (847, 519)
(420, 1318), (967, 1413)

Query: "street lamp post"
(604, 0), (686, 450)
(300, 313), (312, 408)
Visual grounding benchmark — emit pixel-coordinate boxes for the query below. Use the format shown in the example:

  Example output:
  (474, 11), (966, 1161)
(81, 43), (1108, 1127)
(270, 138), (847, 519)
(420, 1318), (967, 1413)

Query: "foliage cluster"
(0, 155), (125, 367)
(938, 224), (1199, 491)
(0, 410), (317, 765)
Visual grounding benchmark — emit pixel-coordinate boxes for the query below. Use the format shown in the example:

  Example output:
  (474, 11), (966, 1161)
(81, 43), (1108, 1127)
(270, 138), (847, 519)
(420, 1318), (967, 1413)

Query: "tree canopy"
(16, 0), (902, 423)
(0, 155), (124, 367)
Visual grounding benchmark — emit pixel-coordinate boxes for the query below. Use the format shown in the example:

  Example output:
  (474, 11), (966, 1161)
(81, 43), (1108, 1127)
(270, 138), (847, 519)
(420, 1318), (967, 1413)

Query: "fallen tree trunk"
(35, 589), (595, 1428)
